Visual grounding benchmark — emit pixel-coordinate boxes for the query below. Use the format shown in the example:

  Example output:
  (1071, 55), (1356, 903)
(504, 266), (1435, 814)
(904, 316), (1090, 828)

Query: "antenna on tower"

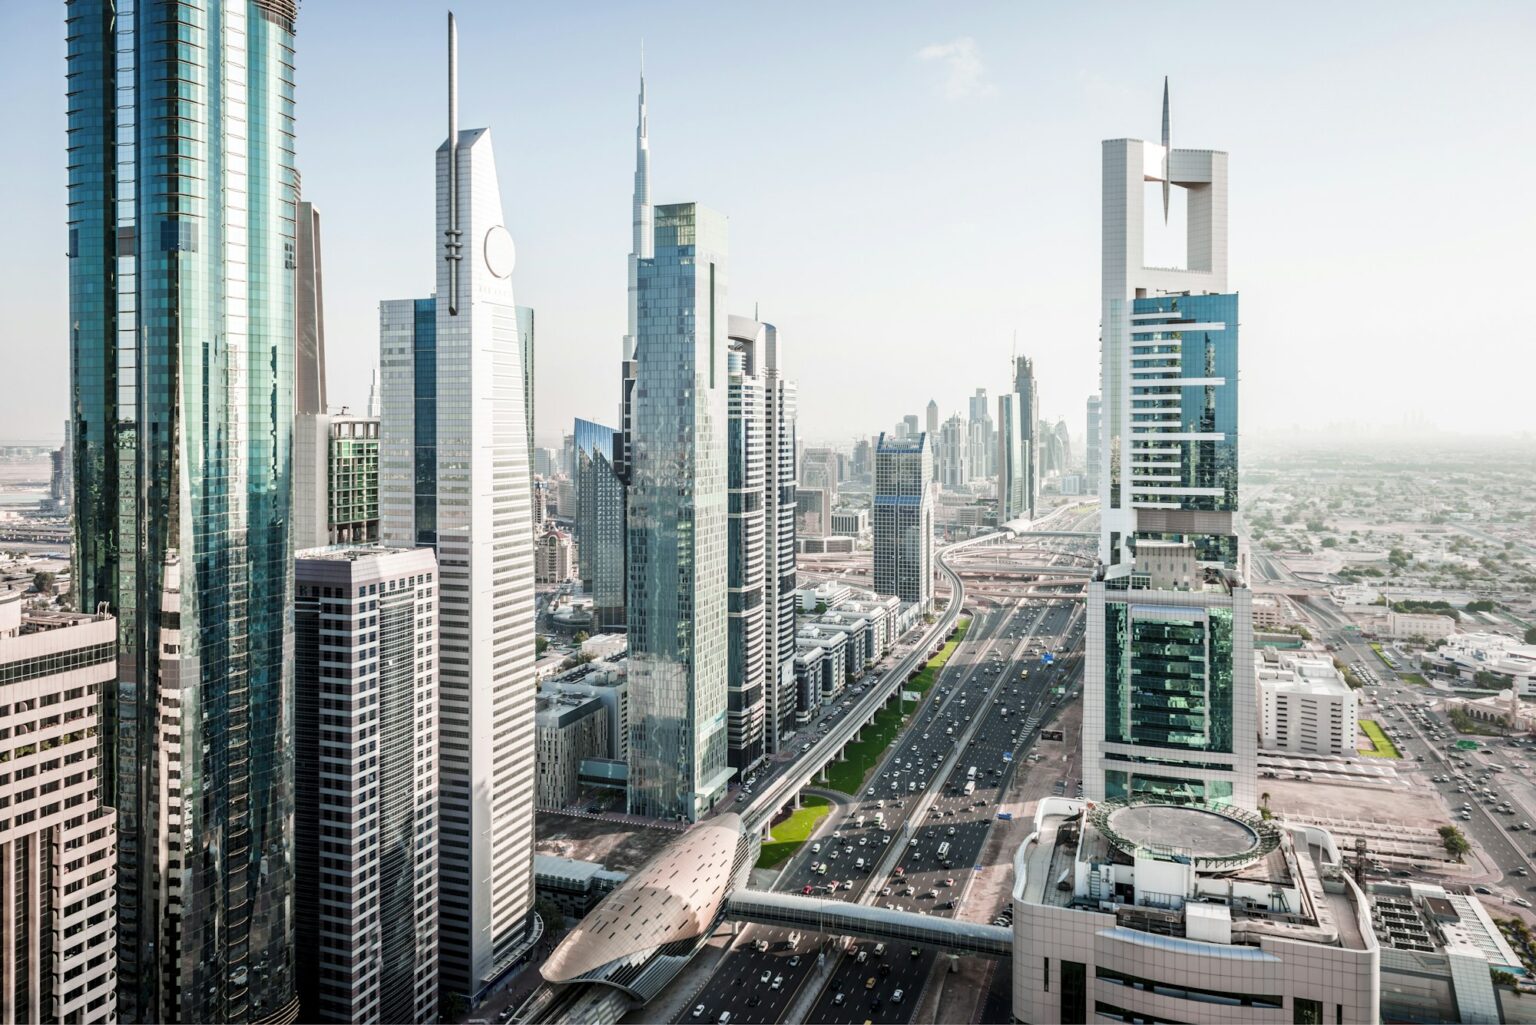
(445, 11), (463, 316)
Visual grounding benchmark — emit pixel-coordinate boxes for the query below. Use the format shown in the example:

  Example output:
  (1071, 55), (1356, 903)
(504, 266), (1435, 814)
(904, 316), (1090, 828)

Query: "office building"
(0, 593), (118, 1024)
(296, 200), (327, 418)
(1012, 798), (1379, 1024)
(377, 16), (539, 1001)
(1085, 84), (1256, 810)
(1014, 355), (1040, 518)
(831, 508), (869, 536)
(536, 527), (577, 583)
(997, 392), (1028, 523)
(796, 486), (832, 538)
(726, 338), (767, 774)
(873, 433), (933, 610)
(726, 318), (798, 757)
(295, 546), (439, 1025)
(1086, 393), (1102, 493)
(65, 1), (298, 1017)
(937, 414), (968, 489)
(573, 418), (626, 631)
(851, 437), (872, 481)
(925, 400), (939, 481)
(967, 388), (994, 480)
(626, 202), (732, 822)
(295, 414), (381, 550)
(1256, 649), (1358, 757)
(535, 693), (612, 810)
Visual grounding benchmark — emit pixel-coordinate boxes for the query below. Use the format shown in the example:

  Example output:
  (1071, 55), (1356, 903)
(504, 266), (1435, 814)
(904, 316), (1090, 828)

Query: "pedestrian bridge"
(723, 890), (1013, 959)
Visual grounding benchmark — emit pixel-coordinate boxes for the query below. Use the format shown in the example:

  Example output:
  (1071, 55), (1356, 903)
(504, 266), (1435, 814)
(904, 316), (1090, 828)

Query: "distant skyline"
(2, 1), (1534, 446)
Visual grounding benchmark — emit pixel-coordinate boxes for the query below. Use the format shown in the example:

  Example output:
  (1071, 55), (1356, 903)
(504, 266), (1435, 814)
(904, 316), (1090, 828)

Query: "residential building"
(997, 392), (1028, 523)
(726, 337), (767, 774)
(377, 16), (539, 1001)
(0, 593), (118, 1023)
(968, 388), (994, 480)
(937, 414), (969, 489)
(294, 545), (439, 1025)
(1086, 393), (1102, 493)
(535, 693), (612, 810)
(573, 419), (626, 631)
(1256, 649), (1358, 757)
(65, 1), (299, 1016)
(537, 527), (577, 583)
(728, 316), (798, 756)
(873, 433), (933, 611)
(626, 202), (732, 822)
(1012, 798), (1379, 1025)
(1086, 85), (1257, 810)
(295, 414), (381, 550)
(1014, 355), (1040, 519)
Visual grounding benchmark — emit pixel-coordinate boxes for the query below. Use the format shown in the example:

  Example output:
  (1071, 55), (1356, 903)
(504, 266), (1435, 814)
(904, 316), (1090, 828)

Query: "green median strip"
(1359, 718), (1401, 759)
(756, 795), (832, 868)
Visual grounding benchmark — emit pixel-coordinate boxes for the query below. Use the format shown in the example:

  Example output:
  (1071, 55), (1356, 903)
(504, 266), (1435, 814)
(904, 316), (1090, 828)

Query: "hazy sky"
(2, 2), (1534, 448)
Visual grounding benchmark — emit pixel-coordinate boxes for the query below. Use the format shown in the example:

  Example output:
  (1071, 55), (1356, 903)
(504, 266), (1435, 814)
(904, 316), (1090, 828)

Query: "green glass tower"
(66, 1), (300, 1021)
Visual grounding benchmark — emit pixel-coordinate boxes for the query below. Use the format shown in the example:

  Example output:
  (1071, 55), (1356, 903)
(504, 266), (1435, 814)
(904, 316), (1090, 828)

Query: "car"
(911, 946), (921, 957)
(1475, 886), (1493, 895)
(718, 1014), (732, 1025)
(771, 975), (784, 990)
(789, 955), (801, 967)
(1518, 898), (1534, 909)
(692, 1005), (707, 1019)
(865, 976), (878, 990)
(745, 996), (760, 1008)
(833, 993), (846, 1006)
(892, 989), (906, 1004)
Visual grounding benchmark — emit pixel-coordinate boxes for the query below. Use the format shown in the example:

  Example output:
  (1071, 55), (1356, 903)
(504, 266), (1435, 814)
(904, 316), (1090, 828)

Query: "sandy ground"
(534, 811), (680, 873)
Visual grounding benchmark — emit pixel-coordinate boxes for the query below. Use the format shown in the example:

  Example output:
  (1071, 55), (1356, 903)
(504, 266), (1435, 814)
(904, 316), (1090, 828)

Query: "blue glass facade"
(574, 418), (626, 631)
(66, 2), (299, 1021)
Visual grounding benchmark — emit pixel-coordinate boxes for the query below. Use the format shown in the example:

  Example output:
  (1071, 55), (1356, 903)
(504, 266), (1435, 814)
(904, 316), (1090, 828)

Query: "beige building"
(0, 592), (118, 1023)
(535, 693), (611, 810)
(1386, 610), (1456, 641)
(536, 527), (578, 583)
(1013, 797), (1379, 1025)
(1256, 649), (1359, 757)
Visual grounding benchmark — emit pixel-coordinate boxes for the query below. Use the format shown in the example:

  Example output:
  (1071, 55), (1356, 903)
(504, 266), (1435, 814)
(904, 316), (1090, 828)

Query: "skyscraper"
(731, 316), (799, 755)
(1084, 82), (1255, 811)
(997, 392), (1028, 522)
(1086, 393), (1102, 493)
(873, 433), (933, 610)
(296, 200), (328, 417)
(937, 413), (969, 488)
(294, 413), (381, 550)
(618, 63), (652, 481)
(573, 418), (627, 631)
(626, 203), (732, 822)
(377, 15), (538, 1002)
(967, 388), (994, 480)
(726, 337), (767, 774)
(1013, 355), (1040, 518)
(925, 399), (940, 481)
(295, 545), (439, 1025)
(65, 1), (298, 1018)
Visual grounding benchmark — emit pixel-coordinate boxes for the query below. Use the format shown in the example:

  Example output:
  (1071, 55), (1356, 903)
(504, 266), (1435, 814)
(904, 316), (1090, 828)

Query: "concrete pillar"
(854, 728), (863, 743)
(837, 746), (847, 763)
(793, 792), (802, 811)
(762, 822), (774, 841)
(818, 766), (829, 785)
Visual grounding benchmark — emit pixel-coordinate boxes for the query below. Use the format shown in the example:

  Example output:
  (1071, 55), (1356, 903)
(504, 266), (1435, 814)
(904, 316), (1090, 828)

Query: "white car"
(692, 1005), (706, 1019)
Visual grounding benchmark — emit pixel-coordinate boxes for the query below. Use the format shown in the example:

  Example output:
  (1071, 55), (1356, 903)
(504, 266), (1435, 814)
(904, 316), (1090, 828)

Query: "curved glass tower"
(66, 2), (299, 1020)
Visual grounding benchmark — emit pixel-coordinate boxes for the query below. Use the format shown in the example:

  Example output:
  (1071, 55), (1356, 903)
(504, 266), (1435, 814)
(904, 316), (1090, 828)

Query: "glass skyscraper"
(1085, 88), (1256, 811)
(997, 392), (1028, 522)
(66, 2), (299, 1020)
(626, 203), (733, 822)
(873, 433), (933, 610)
(573, 418), (626, 631)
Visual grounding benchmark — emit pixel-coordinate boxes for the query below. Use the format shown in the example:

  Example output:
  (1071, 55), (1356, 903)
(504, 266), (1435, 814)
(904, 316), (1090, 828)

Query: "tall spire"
(625, 45), (653, 358)
(1160, 76), (1171, 224)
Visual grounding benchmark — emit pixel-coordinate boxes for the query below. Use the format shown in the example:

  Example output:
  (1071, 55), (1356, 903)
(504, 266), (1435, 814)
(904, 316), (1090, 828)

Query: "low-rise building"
(795, 625), (849, 712)
(797, 535), (856, 555)
(1423, 631), (1536, 695)
(1256, 649), (1358, 757)
(796, 581), (851, 612)
(1013, 797), (1379, 1025)
(1251, 594), (1290, 630)
(1386, 610), (1457, 641)
(830, 508), (868, 536)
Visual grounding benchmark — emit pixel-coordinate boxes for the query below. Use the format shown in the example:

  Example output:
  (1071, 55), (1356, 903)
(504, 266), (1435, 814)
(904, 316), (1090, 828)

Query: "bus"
(967, 766), (978, 781)
(962, 780), (976, 796)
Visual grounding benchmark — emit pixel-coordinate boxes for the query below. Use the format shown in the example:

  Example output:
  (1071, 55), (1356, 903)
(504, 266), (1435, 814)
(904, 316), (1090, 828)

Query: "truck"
(937, 842), (951, 859)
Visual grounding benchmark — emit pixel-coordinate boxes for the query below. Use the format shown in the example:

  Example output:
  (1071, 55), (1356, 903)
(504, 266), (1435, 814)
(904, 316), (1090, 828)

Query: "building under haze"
(626, 203), (732, 822)
(873, 432), (933, 610)
(573, 418), (626, 631)
(65, 2), (299, 1017)
(925, 399), (940, 481)
(1086, 393), (1102, 493)
(1013, 355), (1040, 519)
(937, 413), (969, 489)
(1085, 83), (1256, 810)
(295, 545), (439, 1025)
(377, 16), (539, 1002)
(997, 392), (1028, 522)
(968, 388), (994, 480)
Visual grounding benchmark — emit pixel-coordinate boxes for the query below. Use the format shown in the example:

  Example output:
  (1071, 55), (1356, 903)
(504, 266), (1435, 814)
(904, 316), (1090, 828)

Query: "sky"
(2, 1), (1534, 449)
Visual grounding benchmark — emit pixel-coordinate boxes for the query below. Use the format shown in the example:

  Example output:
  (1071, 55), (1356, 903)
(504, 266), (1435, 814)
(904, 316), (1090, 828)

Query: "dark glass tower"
(66, 2), (299, 1021)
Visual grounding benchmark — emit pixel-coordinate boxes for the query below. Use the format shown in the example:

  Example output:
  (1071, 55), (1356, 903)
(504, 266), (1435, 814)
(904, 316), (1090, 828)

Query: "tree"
(536, 635), (550, 655)
(573, 630), (590, 644)
(1465, 599), (1496, 613)
(32, 571), (55, 594)
(1438, 824), (1471, 862)
(1525, 626), (1536, 645)
(1321, 537), (1338, 548)
(1493, 969), (1518, 988)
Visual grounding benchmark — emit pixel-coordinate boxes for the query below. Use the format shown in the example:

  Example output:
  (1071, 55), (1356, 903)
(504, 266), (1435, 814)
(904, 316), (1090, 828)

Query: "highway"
(672, 547), (1090, 1025)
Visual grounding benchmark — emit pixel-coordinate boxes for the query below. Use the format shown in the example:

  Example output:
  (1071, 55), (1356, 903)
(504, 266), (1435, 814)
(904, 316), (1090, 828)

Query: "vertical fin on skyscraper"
(1161, 76), (1171, 224)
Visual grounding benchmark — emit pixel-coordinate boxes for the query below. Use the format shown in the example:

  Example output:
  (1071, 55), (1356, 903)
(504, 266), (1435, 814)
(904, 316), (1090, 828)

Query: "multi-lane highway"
(674, 579), (1087, 1025)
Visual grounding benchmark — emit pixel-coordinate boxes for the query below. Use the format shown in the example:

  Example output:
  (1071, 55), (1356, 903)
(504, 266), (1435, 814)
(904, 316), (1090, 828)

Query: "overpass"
(950, 563), (1094, 578)
(724, 890), (1012, 959)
